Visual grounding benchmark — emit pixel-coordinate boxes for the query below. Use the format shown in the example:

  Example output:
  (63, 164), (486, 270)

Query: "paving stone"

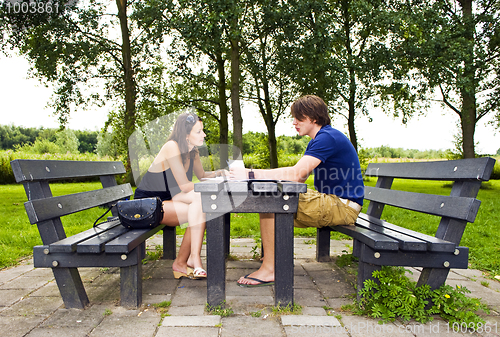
(162, 315), (221, 326)
(142, 277), (178, 295)
(89, 308), (160, 337)
(39, 305), (106, 329)
(226, 295), (274, 314)
(24, 326), (93, 337)
(170, 283), (207, 307)
(168, 304), (206, 316)
(0, 289), (27, 307)
(30, 281), (60, 297)
(281, 314), (341, 326)
(0, 276), (50, 291)
(0, 296), (63, 317)
(156, 326), (220, 337)
(220, 315), (282, 337)
(0, 264), (34, 285)
(340, 315), (413, 337)
(0, 315), (46, 337)
(142, 294), (172, 305)
(294, 287), (328, 307)
(301, 306), (329, 316)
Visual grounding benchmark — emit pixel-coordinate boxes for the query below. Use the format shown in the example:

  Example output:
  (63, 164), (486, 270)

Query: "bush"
(354, 266), (489, 326)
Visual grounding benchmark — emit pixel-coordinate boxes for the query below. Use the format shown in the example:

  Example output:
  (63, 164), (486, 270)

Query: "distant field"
(1, 175), (499, 278)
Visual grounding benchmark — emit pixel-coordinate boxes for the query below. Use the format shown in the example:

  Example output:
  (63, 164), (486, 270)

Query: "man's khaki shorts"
(294, 189), (361, 228)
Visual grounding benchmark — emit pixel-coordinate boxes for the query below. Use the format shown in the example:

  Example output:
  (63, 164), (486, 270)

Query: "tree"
(0, 1), (160, 163)
(280, 0), (399, 152)
(135, 0), (233, 164)
(390, 0), (500, 158)
(242, 0), (298, 167)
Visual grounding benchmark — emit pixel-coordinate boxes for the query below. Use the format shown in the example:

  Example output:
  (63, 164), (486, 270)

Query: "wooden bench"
(315, 157), (496, 295)
(11, 159), (177, 309)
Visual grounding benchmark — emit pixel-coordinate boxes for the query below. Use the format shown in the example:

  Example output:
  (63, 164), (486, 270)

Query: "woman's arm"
(193, 152), (227, 179)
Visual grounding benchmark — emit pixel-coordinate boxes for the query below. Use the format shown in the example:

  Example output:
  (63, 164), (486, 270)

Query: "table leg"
(274, 213), (294, 308)
(206, 213), (227, 307)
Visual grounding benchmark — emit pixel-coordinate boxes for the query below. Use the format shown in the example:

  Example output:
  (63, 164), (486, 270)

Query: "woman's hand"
(229, 167), (248, 180)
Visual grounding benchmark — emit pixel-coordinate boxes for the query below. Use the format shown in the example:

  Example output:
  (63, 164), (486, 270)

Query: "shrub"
(354, 266), (489, 326)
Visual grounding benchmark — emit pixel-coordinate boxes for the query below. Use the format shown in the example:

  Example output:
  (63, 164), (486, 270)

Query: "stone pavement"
(1, 235), (500, 337)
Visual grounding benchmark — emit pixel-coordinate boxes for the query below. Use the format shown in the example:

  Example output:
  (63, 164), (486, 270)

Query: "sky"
(1, 53), (499, 154)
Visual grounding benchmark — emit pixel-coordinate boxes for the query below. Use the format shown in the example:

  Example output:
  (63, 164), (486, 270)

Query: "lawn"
(1, 178), (499, 277)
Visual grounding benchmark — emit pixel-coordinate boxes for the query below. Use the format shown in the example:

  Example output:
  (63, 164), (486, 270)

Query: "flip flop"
(237, 274), (274, 287)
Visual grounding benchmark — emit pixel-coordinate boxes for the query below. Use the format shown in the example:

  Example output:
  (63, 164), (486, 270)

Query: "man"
(229, 95), (364, 287)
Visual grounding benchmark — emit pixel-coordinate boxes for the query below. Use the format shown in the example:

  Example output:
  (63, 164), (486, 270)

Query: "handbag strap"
(93, 203), (116, 229)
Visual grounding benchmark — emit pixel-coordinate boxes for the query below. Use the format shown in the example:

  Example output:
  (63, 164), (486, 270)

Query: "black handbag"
(117, 197), (164, 229)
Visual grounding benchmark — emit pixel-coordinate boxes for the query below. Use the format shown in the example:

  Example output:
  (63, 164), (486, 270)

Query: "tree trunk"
(116, 0), (136, 179)
(216, 52), (229, 166)
(459, 0), (476, 159)
(231, 37), (243, 159)
(263, 82), (278, 168)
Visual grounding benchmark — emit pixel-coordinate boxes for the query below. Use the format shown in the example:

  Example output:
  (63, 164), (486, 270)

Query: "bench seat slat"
(365, 157), (495, 181)
(332, 225), (399, 251)
(364, 186), (480, 223)
(358, 214), (457, 252)
(356, 216), (427, 251)
(49, 220), (121, 253)
(11, 159), (126, 183)
(76, 225), (130, 253)
(105, 224), (166, 254)
(24, 184), (133, 224)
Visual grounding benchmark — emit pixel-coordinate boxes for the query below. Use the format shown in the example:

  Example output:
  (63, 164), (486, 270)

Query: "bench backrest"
(364, 157), (496, 244)
(11, 159), (133, 245)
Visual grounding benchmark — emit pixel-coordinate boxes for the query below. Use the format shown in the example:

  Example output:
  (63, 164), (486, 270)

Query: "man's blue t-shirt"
(304, 125), (364, 205)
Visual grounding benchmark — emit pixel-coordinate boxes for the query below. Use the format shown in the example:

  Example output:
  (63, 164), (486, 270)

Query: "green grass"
(1, 178), (499, 277)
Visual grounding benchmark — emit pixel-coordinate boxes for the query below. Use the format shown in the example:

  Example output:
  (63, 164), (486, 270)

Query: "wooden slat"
(356, 216), (427, 251)
(364, 186), (481, 222)
(105, 225), (165, 253)
(332, 225), (400, 251)
(357, 214), (456, 252)
(76, 225), (130, 253)
(24, 184), (133, 224)
(365, 157), (495, 181)
(11, 159), (126, 183)
(49, 220), (121, 253)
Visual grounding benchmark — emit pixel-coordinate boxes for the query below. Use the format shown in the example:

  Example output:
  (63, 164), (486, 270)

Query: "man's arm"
(230, 155), (321, 182)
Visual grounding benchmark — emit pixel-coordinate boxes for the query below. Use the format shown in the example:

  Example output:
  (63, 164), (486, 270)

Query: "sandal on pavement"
(172, 268), (193, 279)
(188, 267), (207, 279)
(237, 274), (274, 288)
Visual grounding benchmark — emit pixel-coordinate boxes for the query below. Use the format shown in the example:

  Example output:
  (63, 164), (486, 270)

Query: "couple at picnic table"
(133, 95), (365, 286)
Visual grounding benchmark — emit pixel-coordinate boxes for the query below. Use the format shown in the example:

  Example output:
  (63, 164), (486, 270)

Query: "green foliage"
(361, 145), (448, 160)
(0, 150), (122, 184)
(205, 303), (234, 317)
(354, 266), (489, 326)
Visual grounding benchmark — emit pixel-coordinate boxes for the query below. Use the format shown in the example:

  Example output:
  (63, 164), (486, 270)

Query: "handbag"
(117, 197), (164, 229)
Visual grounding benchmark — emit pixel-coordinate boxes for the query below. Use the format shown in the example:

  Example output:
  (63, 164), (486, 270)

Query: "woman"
(134, 112), (224, 279)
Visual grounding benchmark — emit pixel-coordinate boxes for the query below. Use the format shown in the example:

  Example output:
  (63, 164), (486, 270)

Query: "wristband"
(248, 169), (255, 179)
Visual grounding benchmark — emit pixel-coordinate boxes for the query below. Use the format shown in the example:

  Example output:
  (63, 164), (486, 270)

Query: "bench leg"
(120, 246), (143, 308)
(53, 268), (89, 309)
(206, 213), (227, 308)
(417, 267), (450, 290)
(162, 226), (177, 260)
(224, 213), (231, 257)
(316, 227), (331, 262)
(275, 213), (294, 308)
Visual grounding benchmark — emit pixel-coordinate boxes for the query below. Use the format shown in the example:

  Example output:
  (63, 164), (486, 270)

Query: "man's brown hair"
(290, 95), (331, 126)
